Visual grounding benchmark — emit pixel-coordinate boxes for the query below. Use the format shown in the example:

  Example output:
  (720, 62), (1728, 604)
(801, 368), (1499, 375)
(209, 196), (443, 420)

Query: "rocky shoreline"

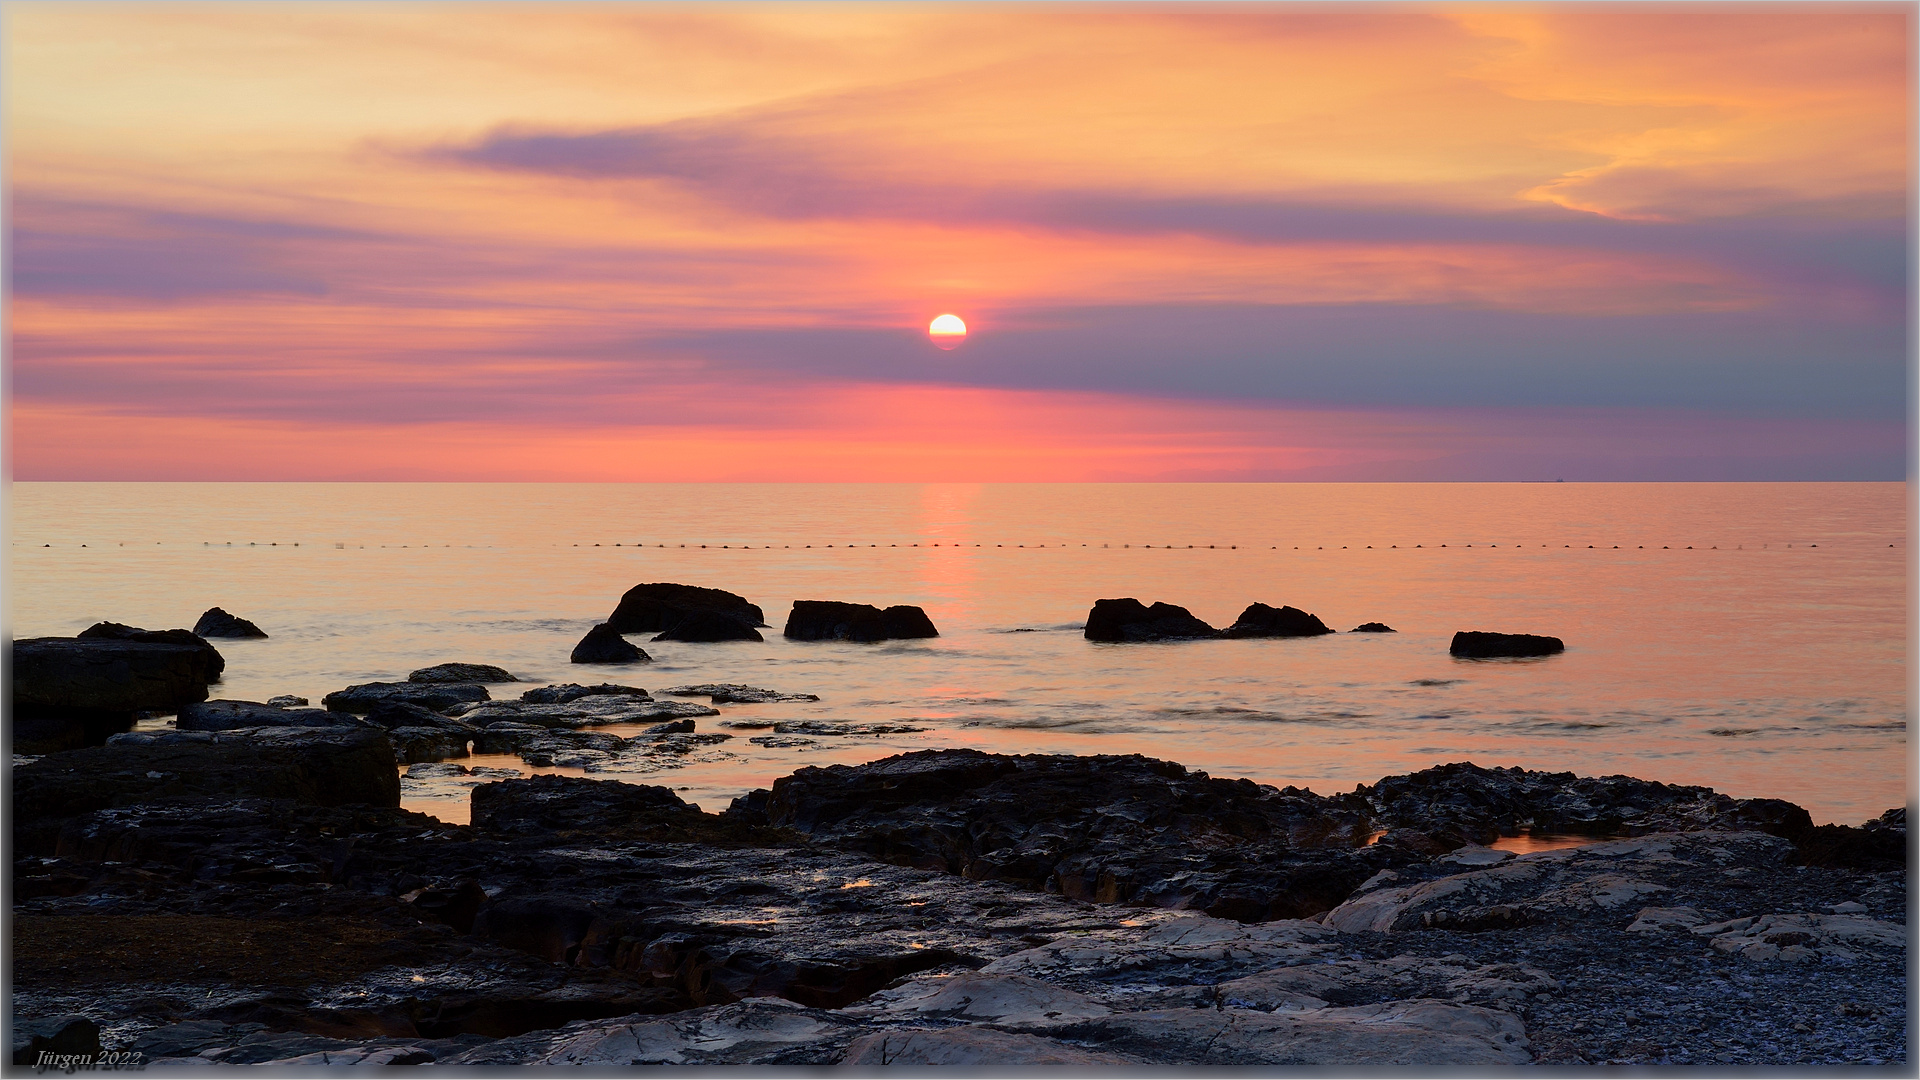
(11, 731), (1908, 1067)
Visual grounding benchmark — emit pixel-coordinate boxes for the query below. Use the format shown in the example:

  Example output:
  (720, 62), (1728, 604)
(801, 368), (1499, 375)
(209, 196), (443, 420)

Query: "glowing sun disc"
(928, 313), (967, 350)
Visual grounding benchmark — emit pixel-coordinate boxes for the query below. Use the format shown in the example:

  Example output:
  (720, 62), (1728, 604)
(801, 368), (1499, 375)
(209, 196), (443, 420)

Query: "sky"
(5, 3), (1911, 481)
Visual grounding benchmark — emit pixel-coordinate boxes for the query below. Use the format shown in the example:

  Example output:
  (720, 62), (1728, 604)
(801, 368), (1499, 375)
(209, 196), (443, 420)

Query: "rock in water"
(177, 699), (369, 731)
(520, 682), (648, 704)
(12, 1016), (101, 1067)
(1350, 622), (1396, 633)
(605, 583), (767, 634)
(1221, 603), (1333, 638)
(782, 601), (939, 642)
(76, 621), (226, 679)
(652, 609), (765, 643)
(191, 607), (269, 639)
(409, 663), (519, 683)
(570, 624), (650, 664)
(12, 634), (225, 752)
(1449, 631), (1565, 658)
(321, 681), (491, 714)
(1082, 598), (1218, 642)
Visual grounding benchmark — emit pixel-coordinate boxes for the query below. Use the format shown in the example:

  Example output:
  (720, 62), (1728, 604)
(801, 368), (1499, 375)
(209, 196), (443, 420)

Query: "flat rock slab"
(1323, 832), (1796, 932)
(1449, 631), (1565, 658)
(13, 727), (400, 830)
(321, 682), (489, 714)
(444, 999), (859, 1065)
(1043, 999), (1532, 1065)
(842, 1027), (1136, 1066)
(456, 696), (717, 729)
(783, 600), (939, 642)
(519, 683), (647, 704)
(661, 684), (819, 703)
(176, 700), (367, 732)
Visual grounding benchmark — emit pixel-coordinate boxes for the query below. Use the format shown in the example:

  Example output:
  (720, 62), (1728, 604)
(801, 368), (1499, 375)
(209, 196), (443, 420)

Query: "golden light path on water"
(10, 482), (1907, 828)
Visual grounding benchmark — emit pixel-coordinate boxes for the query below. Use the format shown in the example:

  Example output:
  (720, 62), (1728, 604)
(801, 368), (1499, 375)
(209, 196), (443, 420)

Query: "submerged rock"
(1449, 631), (1564, 658)
(1221, 603), (1334, 638)
(409, 663), (518, 684)
(783, 601), (939, 642)
(322, 681), (490, 715)
(1082, 598), (1217, 642)
(1350, 622), (1396, 633)
(606, 582), (767, 634)
(571, 624), (649, 664)
(192, 607), (269, 639)
(651, 609), (764, 643)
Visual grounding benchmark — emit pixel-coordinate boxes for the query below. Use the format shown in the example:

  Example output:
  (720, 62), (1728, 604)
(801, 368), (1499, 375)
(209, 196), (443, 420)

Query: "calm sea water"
(7, 482), (1908, 826)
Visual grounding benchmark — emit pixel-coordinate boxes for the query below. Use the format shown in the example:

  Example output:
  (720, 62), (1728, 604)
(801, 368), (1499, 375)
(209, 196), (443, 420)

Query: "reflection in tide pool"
(11, 482), (1907, 826)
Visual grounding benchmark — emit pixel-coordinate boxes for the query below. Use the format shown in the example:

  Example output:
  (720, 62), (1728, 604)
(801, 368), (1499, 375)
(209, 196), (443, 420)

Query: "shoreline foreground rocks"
(10, 738), (1906, 1066)
(12, 630), (225, 753)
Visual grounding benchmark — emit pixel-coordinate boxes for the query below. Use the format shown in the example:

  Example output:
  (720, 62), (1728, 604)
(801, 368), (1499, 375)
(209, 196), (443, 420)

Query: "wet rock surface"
(321, 681), (490, 715)
(518, 682), (647, 704)
(9, 752), (1906, 1066)
(175, 699), (368, 732)
(746, 749), (1389, 921)
(191, 607), (268, 639)
(783, 600), (940, 642)
(1083, 598), (1218, 641)
(605, 581), (768, 634)
(454, 695), (718, 729)
(570, 622), (649, 664)
(662, 683), (820, 704)
(1221, 602), (1334, 638)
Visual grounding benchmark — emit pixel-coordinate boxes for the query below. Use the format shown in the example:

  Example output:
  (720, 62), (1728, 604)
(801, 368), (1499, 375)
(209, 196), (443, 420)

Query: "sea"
(8, 482), (1909, 829)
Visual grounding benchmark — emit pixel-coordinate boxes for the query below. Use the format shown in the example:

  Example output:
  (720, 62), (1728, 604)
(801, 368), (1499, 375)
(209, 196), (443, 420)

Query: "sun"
(928, 313), (967, 350)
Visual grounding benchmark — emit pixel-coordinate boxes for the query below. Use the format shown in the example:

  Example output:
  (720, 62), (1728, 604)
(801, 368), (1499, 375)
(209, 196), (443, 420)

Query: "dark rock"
(389, 728), (473, 765)
(177, 700), (369, 732)
(403, 878), (488, 934)
(321, 681), (490, 714)
(570, 624), (649, 664)
(363, 701), (483, 736)
(409, 663), (518, 683)
(76, 622), (227, 679)
(661, 684), (818, 703)
(192, 607), (269, 639)
(1354, 762), (1819, 849)
(1221, 603), (1334, 638)
(1083, 599), (1218, 642)
(458, 697), (715, 730)
(471, 775), (704, 834)
(1350, 622), (1396, 633)
(520, 683), (648, 704)
(1449, 631), (1564, 658)
(12, 1015), (101, 1067)
(12, 726), (400, 838)
(783, 600), (940, 642)
(652, 609), (765, 643)
(13, 634), (226, 752)
(765, 750), (1384, 921)
(266, 695), (308, 707)
(606, 582), (767, 634)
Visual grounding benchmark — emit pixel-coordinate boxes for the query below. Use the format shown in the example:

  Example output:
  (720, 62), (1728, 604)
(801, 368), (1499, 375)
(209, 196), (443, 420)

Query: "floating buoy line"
(25, 540), (1889, 550)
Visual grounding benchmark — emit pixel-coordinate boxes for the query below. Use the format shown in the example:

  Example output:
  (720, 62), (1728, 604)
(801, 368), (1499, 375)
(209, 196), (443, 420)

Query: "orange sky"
(6, 3), (1909, 480)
